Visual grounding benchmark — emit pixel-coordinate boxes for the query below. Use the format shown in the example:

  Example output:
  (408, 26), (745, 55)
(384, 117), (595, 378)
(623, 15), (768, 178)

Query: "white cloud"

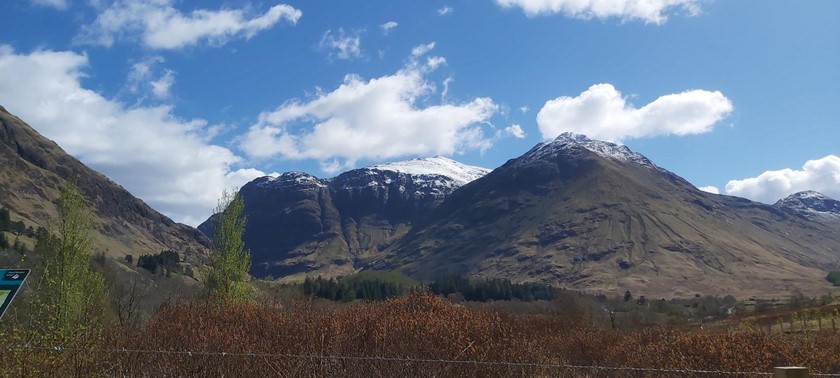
(319, 28), (363, 60)
(724, 156), (840, 203)
(150, 69), (175, 98)
(380, 21), (398, 35)
(76, 1), (301, 49)
(697, 186), (720, 194)
(127, 56), (174, 99)
(520, 106), (530, 113)
(437, 6), (454, 15)
(0, 46), (266, 225)
(536, 83), (733, 143)
(495, 0), (701, 24)
(441, 76), (454, 101)
(31, 0), (68, 10)
(411, 42), (436, 57)
(504, 124), (526, 139)
(241, 44), (498, 170)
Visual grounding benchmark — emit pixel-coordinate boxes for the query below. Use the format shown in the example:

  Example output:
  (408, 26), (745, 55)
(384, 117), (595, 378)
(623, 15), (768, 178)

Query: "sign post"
(0, 269), (30, 320)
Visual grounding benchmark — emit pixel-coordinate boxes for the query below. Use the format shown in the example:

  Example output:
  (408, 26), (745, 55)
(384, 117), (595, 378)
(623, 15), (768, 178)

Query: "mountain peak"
(776, 191), (840, 219)
(367, 156), (490, 186)
(523, 132), (658, 169)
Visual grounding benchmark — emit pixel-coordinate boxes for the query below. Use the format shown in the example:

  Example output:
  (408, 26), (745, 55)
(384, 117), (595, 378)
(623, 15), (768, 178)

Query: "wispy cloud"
(495, 0), (701, 24)
(380, 21), (398, 35)
(319, 28), (363, 60)
(76, 0), (302, 49)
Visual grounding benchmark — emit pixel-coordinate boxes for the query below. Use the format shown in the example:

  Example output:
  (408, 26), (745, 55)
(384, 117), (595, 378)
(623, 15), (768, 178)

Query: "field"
(2, 292), (840, 377)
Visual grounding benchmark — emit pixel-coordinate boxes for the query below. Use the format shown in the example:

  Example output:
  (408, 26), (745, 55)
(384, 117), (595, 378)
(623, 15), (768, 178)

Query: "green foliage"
(138, 250), (180, 274)
(0, 206), (10, 231)
(428, 274), (556, 302)
(303, 273), (415, 301)
(826, 271), (840, 286)
(0, 231), (8, 250)
(205, 190), (252, 302)
(28, 182), (107, 339)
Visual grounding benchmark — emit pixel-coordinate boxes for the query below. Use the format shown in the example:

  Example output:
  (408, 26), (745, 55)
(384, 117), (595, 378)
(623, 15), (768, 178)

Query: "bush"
(826, 271), (840, 286)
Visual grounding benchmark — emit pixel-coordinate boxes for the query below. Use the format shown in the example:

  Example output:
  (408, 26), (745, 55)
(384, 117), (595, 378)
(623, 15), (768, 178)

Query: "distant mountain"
(370, 133), (840, 298)
(775, 191), (840, 220)
(198, 156), (490, 280)
(0, 105), (209, 263)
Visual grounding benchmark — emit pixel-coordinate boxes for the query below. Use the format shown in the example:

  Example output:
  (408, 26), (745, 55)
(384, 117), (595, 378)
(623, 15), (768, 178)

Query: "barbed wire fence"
(2, 344), (839, 377)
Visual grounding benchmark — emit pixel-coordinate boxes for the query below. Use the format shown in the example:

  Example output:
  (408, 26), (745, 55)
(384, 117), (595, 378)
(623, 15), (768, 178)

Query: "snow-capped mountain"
(775, 191), (840, 220)
(199, 156), (490, 280)
(519, 132), (659, 170)
(255, 171), (327, 191)
(369, 156), (490, 187)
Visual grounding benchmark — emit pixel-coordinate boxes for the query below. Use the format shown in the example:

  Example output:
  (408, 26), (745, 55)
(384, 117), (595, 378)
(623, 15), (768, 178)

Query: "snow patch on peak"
(525, 132), (658, 169)
(788, 190), (830, 200)
(368, 156), (490, 186)
(258, 171), (326, 189)
(776, 191), (840, 220)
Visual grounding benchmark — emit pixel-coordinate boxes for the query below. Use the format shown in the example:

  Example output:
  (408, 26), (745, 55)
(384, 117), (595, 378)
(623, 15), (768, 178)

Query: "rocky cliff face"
(199, 157), (490, 280)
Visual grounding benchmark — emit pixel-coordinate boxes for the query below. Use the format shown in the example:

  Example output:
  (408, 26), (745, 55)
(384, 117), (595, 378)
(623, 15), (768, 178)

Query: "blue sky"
(1, 0), (838, 225)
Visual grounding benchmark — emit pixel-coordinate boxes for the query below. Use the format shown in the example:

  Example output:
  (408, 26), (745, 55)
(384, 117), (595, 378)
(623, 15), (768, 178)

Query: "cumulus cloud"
(697, 186), (720, 195)
(240, 44), (498, 170)
(520, 106), (530, 114)
(76, 0), (301, 49)
(380, 21), (398, 35)
(438, 6), (454, 16)
(495, 0), (701, 24)
(31, 0), (68, 10)
(536, 83), (732, 143)
(504, 124), (526, 139)
(319, 28), (363, 60)
(724, 156), (840, 203)
(0, 46), (266, 225)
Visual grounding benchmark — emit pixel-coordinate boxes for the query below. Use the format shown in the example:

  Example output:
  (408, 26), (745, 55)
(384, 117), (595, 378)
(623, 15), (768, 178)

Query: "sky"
(0, 0), (838, 226)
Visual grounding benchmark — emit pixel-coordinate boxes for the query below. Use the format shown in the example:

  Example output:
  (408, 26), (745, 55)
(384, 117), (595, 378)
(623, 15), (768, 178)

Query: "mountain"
(370, 133), (840, 298)
(0, 105), (209, 264)
(198, 156), (490, 280)
(775, 191), (840, 221)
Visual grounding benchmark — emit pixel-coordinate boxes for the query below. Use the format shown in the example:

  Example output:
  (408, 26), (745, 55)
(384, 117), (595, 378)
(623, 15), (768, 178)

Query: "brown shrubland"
(2, 291), (840, 377)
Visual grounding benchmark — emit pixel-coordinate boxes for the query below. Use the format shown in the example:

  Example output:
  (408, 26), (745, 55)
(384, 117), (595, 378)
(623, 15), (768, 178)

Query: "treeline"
(0, 206), (38, 252)
(303, 274), (411, 301)
(303, 273), (558, 303)
(429, 274), (557, 302)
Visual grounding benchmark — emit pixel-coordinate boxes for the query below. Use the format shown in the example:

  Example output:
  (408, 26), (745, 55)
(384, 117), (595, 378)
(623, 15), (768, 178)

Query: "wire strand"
(0, 344), (793, 376)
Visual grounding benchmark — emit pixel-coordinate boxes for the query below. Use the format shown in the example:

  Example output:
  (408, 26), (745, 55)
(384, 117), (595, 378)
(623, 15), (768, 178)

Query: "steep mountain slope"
(0, 105), (209, 262)
(373, 133), (840, 298)
(199, 157), (490, 280)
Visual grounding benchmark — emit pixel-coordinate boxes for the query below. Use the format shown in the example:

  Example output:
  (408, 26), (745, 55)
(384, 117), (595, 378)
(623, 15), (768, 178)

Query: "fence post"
(774, 366), (808, 378)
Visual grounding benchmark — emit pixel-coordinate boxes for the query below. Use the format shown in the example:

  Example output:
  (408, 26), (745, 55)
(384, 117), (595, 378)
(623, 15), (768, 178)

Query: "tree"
(34, 182), (107, 335)
(205, 190), (252, 302)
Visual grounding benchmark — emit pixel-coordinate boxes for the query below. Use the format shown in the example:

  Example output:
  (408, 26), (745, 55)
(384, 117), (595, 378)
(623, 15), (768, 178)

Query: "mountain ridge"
(0, 105), (210, 264)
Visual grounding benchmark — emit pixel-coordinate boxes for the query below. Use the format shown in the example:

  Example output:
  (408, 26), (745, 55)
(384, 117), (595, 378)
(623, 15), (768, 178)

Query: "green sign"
(0, 269), (29, 320)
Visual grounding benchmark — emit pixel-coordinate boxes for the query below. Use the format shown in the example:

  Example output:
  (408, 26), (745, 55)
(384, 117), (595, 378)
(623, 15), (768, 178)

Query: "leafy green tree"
(33, 182), (107, 335)
(205, 190), (252, 302)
